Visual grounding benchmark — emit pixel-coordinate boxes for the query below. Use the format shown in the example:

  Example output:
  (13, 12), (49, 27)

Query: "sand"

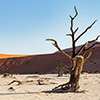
(0, 74), (100, 100)
(0, 54), (31, 58)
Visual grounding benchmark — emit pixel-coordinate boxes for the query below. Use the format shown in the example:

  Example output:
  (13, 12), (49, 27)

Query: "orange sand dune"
(0, 54), (32, 58)
(0, 41), (100, 74)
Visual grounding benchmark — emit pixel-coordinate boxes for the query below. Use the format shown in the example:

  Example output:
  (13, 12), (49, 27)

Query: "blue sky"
(0, 0), (100, 54)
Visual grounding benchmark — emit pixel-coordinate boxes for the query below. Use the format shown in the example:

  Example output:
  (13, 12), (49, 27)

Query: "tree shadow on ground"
(0, 90), (86, 95)
(42, 90), (86, 94)
(0, 92), (41, 95)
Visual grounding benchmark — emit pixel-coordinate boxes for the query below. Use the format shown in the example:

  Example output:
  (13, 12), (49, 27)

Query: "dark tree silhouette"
(46, 6), (100, 92)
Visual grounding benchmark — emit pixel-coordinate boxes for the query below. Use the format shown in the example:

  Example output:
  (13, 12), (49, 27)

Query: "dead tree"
(56, 60), (69, 76)
(46, 6), (100, 92)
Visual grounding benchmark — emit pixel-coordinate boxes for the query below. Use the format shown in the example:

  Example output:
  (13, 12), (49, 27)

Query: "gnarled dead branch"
(46, 39), (72, 63)
(8, 80), (22, 85)
(75, 20), (97, 42)
(76, 35), (100, 56)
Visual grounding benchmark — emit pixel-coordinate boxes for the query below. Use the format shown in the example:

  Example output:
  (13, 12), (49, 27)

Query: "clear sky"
(0, 0), (100, 55)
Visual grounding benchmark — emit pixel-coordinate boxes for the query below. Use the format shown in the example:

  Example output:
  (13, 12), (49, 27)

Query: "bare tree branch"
(76, 42), (89, 56)
(83, 39), (100, 56)
(66, 34), (72, 37)
(84, 58), (96, 64)
(70, 6), (78, 34)
(46, 39), (72, 62)
(84, 48), (95, 62)
(88, 35), (100, 43)
(56, 60), (70, 70)
(75, 20), (97, 42)
(85, 42), (100, 53)
(83, 48), (96, 64)
(76, 35), (100, 56)
(69, 6), (78, 20)
(69, 6), (78, 57)
(73, 6), (78, 19)
(74, 27), (79, 34)
(85, 49), (93, 60)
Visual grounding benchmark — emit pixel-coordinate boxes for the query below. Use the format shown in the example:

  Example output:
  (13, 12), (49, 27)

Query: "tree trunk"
(53, 55), (84, 92)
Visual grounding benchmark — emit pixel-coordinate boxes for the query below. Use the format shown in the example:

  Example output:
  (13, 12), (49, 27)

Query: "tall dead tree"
(46, 6), (100, 92)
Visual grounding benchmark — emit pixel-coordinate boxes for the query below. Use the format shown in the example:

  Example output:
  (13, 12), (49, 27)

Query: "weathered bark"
(53, 55), (84, 92)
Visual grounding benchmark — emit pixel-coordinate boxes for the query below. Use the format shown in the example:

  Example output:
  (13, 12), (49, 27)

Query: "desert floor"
(0, 74), (100, 100)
